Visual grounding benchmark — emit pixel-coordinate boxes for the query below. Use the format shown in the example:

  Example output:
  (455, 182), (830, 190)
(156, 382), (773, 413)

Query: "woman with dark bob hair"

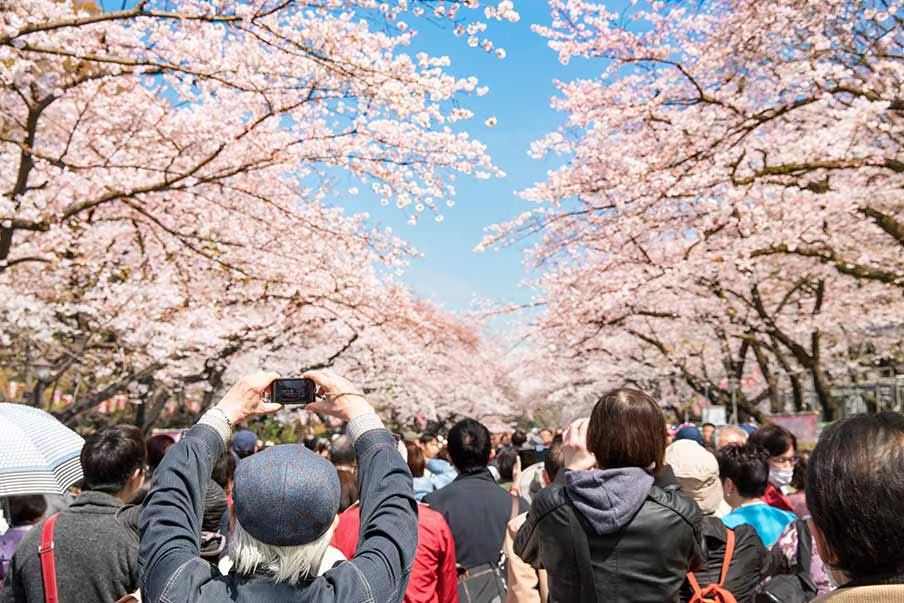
(514, 388), (703, 602)
(748, 423), (798, 513)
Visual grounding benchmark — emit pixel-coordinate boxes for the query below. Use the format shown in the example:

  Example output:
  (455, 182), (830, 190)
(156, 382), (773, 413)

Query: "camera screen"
(273, 378), (315, 405)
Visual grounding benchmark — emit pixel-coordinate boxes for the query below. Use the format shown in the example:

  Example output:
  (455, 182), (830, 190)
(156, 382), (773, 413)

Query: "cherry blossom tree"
(490, 0), (904, 421)
(0, 0), (519, 426)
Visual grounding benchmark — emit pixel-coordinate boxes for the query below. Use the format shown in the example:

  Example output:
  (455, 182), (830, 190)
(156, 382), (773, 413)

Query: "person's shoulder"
(760, 503), (798, 522)
(813, 585), (904, 602)
(423, 485), (450, 508)
(339, 503), (361, 520)
(418, 505), (454, 540)
(7, 521), (42, 561)
(648, 483), (702, 526)
(777, 507), (799, 522)
(721, 509), (747, 529)
(730, 520), (765, 543)
(418, 504), (445, 524)
(529, 482), (569, 517)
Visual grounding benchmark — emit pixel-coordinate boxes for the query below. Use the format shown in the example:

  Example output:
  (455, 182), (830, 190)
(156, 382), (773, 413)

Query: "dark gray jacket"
(0, 491), (139, 603)
(138, 422), (418, 603)
(424, 467), (527, 569)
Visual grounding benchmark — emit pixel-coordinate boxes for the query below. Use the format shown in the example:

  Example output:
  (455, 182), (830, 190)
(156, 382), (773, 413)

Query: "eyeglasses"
(770, 455), (800, 467)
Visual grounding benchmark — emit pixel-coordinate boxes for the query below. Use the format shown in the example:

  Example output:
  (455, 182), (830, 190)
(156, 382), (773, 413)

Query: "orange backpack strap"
(39, 513), (61, 603)
(687, 570), (703, 596)
(718, 527), (736, 586)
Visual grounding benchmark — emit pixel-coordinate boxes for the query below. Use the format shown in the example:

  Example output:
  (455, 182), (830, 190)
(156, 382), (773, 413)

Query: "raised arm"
(138, 372), (280, 603)
(302, 370), (419, 603)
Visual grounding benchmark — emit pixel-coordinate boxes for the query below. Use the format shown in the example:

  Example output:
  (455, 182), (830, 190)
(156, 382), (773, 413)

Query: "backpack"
(687, 527), (738, 603)
(755, 520), (819, 603)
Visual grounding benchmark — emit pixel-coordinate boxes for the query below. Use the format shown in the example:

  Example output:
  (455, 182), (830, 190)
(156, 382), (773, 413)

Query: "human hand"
(562, 418), (597, 471)
(215, 371), (282, 424)
(303, 369), (373, 423)
(511, 453), (522, 492)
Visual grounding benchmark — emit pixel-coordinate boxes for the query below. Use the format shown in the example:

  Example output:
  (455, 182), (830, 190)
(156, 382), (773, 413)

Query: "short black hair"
(211, 449), (236, 490)
(330, 435), (356, 467)
(81, 425), (146, 493)
(494, 446), (518, 481)
(544, 440), (565, 483)
(717, 443), (770, 499)
(748, 423), (797, 458)
(419, 433), (438, 445)
(511, 430), (527, 448)
(9, 495), (47, 526)
(807, 412), (904, 579)
(447, 418), (491, 473)
(146, 434), (175, 472)
(702, 423), (716, 429)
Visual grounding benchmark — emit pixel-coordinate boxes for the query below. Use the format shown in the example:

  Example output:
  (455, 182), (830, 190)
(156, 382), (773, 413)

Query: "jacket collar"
(453, 467), (495, 483)
(842, 572), (904, 589)
(69, 490), (125, 510)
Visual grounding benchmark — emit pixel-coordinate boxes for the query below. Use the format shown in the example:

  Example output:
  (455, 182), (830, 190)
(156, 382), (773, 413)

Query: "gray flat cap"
(233, 444), (340, 546)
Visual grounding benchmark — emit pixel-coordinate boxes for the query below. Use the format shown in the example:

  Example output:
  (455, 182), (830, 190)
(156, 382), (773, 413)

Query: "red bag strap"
(686, 527), (737, 602)
(38, 513), (60, 603)
(687, 570), (703, 595)
(718, 527), (736, 586)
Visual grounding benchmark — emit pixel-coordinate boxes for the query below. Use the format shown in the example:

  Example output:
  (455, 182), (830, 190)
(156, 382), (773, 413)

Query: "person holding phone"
(138, 370), (417, 603)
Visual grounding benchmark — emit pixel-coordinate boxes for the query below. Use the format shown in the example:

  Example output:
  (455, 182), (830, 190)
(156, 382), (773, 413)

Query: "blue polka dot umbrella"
(0, 403), (84, 496)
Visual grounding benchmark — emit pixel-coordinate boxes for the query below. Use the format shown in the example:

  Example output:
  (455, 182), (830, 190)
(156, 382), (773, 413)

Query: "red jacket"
(764, 482), (796, 514)
(333, 503), (459, 603)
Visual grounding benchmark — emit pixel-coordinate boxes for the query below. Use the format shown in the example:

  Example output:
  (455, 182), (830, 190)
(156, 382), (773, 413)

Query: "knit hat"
(233, 444), (340, 546)
(232, 430), (258, 456)
(665, 439), (724, 515)
(739, 422), (758, 436)
(674, 425), (704, 445)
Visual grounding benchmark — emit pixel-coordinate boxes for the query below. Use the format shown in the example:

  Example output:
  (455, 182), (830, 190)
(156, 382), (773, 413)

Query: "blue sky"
(99, 1), (626, 315)
(337, 2), (611, 313)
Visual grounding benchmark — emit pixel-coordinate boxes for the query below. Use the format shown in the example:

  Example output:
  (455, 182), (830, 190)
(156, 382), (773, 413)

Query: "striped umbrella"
(0, 403), (84, 496)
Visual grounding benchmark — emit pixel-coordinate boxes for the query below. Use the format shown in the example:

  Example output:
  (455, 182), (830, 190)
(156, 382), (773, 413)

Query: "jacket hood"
(565, 467), (655, 536)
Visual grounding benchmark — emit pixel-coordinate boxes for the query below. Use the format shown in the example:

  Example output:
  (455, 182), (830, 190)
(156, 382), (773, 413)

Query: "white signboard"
(701, 406), (728, 426)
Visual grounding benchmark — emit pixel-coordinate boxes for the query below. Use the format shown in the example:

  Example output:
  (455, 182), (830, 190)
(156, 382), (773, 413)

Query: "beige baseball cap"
(665, 439), (724, 515)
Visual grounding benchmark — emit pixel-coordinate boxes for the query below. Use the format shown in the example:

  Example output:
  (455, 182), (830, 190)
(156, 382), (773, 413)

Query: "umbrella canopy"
(0, 403), (84, 497)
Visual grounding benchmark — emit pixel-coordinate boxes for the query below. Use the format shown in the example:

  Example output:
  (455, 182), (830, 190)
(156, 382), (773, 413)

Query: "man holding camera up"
(138, 370), (418, 603)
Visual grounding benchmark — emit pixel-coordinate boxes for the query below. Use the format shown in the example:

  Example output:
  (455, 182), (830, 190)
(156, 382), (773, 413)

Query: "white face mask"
(769, 467), (794, 488)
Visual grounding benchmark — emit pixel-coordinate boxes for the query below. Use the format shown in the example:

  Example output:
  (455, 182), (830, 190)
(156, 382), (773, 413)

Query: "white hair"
(228, 517), (337, 584)
(714, 424), (749, 449)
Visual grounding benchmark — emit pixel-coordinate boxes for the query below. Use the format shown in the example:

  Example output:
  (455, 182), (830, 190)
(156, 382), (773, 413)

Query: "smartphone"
(271, 378), (317, 407)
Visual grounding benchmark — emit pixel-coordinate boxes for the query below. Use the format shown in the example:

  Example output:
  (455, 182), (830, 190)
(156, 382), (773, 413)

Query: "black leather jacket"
(514, 470), (704, 603)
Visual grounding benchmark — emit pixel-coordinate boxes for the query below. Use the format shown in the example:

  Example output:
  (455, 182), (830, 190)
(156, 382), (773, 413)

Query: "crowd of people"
(1, 370), (903, 602)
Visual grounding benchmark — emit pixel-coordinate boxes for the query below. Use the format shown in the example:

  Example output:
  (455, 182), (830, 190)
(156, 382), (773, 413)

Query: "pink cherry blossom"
(0, 0), (513, 425)
(490, 0), (904, 422)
